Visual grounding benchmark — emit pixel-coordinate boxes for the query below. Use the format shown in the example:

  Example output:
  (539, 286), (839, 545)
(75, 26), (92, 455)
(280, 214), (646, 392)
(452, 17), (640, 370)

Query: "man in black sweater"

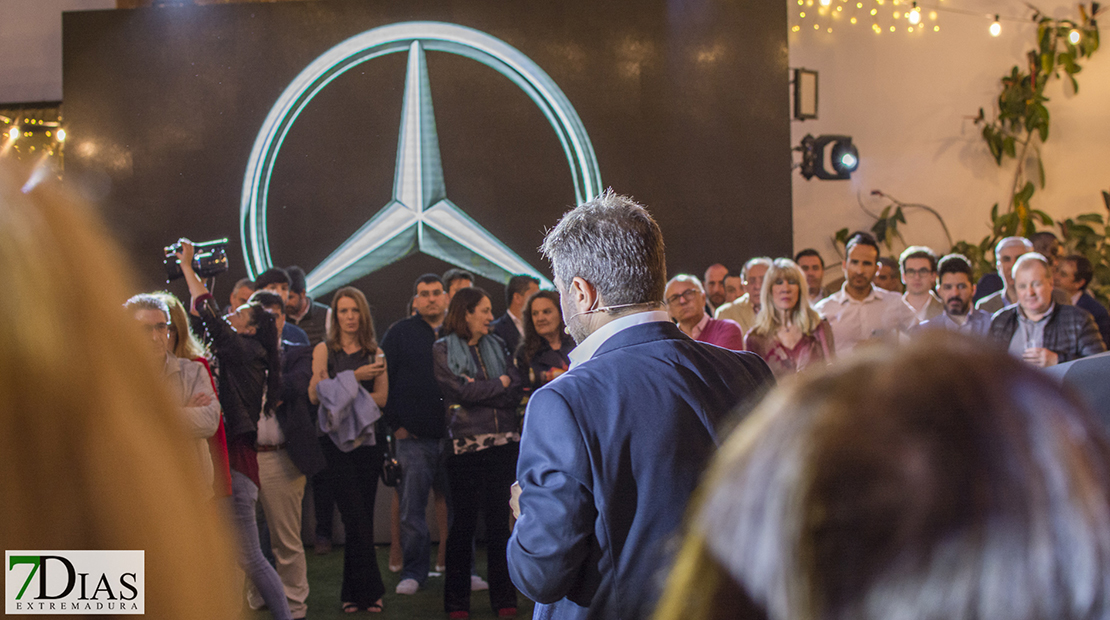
(380, 273), (450, 595)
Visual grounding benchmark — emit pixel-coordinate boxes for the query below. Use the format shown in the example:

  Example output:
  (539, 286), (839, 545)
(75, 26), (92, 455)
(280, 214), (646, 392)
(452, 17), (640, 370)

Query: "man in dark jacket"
(380, 274), (451, 595)
(1055, 254), (1110, 348)
(507, 191), (775, 620)
(989, 253), (1105, 367)
(249, 291), (327, 619)
(491, 275), (540, 356)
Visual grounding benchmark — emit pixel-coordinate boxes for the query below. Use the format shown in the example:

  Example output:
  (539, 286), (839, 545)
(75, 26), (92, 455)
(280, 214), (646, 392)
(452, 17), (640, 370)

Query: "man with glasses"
(126, 293), (219, 494)
(380, 274), (452, 595)
(899, 246), (943, 323)
(665, 274), (745, 350)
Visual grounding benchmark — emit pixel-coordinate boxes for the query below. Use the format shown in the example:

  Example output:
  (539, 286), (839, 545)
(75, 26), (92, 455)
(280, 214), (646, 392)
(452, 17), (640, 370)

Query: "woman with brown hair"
(515, 290), (576, 389)
(433, 287), (524, 618)
(743, 258), (834, 377)
(308, 286), (388, 613)
(0, 165), (239, 619)
(656, 334), (1110, 620)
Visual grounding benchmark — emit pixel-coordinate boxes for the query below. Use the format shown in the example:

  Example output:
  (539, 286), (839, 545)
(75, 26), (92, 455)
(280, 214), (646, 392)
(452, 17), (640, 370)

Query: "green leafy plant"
(973, 3), (1101, 234)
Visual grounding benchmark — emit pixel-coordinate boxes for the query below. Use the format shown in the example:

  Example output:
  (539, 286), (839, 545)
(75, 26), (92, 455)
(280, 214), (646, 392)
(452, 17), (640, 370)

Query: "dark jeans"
(445, 442), (519, 614)
(322, 439), (385, 607)
(313, 435), (339, 539)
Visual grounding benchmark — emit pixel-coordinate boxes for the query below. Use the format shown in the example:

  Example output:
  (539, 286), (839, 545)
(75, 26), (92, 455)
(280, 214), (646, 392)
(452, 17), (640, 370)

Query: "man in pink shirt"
(665, 275), (745, 350)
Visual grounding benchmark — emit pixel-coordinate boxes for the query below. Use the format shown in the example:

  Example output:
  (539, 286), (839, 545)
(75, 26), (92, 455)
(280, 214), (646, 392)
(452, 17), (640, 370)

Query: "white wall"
(0, 0), (115, 103)
(788, 0), (1110, 263)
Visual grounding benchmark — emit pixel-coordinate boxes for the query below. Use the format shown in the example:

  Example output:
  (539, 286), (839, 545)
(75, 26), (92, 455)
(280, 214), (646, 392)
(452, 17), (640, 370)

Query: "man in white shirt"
(814, 232), (915, 354)
(899, 246), (944, 323)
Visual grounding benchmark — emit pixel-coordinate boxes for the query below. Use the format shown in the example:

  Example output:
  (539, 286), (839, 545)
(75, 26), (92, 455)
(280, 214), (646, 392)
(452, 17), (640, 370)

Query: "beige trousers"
(247, 449), (308, 618)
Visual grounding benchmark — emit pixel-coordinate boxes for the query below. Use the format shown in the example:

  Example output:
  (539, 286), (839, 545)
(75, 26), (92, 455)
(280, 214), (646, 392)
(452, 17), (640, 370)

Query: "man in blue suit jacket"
(507, 191), (774, 619)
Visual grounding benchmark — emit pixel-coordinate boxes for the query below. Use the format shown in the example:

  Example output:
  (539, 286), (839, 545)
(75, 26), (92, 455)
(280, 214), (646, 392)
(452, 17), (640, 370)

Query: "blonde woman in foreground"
(656, 333), (1110, 620)
(0, 165), (240, 619)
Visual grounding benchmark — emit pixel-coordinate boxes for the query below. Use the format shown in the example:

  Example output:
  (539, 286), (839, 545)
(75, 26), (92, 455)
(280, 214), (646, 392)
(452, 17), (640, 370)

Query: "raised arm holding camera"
(174, 239), (293, 620)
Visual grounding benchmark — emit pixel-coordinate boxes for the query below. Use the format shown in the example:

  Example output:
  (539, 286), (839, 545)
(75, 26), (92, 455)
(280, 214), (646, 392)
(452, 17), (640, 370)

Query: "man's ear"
(568, 277), (598, 312)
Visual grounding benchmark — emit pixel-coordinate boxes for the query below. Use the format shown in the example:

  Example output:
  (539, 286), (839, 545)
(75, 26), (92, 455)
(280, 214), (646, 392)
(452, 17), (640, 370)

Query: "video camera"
(164, 238), (229, 282)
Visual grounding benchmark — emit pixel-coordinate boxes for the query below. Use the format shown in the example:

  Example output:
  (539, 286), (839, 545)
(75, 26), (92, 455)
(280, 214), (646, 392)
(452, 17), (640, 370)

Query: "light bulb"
(893, 11), (901, 19)
(819, 0), (831, 7)
(57, 129), (66, 142)
(1069, 29), (1081, 44)
(908, 7), (921, 23)
(8, 127), (19, 141)
(851, 16), (858, 23)
(990, 16), (1001, 36)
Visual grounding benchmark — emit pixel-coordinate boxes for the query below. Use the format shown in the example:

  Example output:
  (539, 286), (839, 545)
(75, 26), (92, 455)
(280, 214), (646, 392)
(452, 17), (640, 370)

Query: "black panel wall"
(63, 0), (791, 329)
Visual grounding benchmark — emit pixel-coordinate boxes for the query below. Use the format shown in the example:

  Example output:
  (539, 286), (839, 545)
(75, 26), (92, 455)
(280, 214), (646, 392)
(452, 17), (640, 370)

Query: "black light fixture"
(798, 134), (859, 180)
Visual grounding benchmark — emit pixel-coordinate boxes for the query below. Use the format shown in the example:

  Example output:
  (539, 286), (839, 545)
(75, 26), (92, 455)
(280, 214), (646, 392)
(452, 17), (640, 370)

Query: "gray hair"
(995, 236), (1033, 255)
(540, 189), (666, 306)
(1012, 252), (1050, 278)
(124, 293), (169, 320)
(742, 256), (773, 280)
(666, 274), (705, 294)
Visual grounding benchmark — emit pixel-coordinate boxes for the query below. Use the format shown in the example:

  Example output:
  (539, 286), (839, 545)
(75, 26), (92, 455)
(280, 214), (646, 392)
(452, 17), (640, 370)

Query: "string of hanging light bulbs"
(790, 0), (1106, 36)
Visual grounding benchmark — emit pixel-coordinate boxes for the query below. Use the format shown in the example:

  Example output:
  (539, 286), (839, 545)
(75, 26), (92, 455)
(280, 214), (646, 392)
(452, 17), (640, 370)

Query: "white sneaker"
(471, 575), (489, 591)
(396, 578), (419, 595)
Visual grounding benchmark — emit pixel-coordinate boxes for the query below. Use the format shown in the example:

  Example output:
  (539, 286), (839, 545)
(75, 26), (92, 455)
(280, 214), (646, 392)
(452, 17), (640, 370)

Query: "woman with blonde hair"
(0, 165), (239, 618)
(157, 291), (233, 498)
(743, 258), (833, 376)
(309, 286), (389, 613)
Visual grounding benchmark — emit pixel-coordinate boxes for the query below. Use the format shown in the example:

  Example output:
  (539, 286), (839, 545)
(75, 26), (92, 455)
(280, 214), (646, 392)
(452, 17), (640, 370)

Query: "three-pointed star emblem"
(308, 42), (553, 294)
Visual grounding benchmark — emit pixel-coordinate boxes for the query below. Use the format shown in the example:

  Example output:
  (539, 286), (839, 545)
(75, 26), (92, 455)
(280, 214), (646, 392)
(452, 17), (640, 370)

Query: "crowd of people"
(667, 228), (1109, 375)
(6, 164), (1110, 620)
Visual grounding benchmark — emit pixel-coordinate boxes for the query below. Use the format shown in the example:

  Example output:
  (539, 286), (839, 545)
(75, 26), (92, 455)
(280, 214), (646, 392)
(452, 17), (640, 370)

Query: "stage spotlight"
(798, 134), (860, 180)
(831, 139), (859, 174)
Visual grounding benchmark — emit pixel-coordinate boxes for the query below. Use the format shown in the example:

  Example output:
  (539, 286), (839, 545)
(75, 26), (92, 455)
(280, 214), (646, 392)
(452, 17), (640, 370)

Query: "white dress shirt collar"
(567, 310), (672, 369)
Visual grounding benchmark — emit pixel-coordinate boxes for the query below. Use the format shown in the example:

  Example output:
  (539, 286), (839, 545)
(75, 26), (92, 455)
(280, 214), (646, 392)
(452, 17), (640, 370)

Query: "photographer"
(174, 239), (292, 620)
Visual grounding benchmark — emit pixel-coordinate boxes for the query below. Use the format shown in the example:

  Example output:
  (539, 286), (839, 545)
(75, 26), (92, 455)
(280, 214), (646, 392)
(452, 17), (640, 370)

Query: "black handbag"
(381, 431), (402, 487)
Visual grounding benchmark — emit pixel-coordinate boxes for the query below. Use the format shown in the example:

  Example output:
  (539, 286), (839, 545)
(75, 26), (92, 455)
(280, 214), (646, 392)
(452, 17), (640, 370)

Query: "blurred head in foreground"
(657, 333), (1110, 620)
(0, 166), (238, 618)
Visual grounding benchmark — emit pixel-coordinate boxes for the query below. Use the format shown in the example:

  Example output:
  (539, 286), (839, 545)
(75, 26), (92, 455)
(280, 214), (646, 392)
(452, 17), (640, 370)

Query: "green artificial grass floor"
(247, 544), (535, 619)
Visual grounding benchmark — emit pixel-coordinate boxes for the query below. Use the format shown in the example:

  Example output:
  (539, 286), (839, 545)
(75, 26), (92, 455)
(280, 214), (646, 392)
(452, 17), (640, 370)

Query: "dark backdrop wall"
(63, 0), (791, 330)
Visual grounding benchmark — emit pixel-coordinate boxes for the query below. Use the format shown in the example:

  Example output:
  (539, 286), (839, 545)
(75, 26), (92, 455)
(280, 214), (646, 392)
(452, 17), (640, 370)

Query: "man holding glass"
(989, 253), (1105, 367)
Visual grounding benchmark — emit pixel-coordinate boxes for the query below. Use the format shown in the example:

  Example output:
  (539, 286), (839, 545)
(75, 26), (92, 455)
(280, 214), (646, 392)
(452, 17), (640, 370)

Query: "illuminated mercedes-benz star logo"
(240, 21), (604, 296)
